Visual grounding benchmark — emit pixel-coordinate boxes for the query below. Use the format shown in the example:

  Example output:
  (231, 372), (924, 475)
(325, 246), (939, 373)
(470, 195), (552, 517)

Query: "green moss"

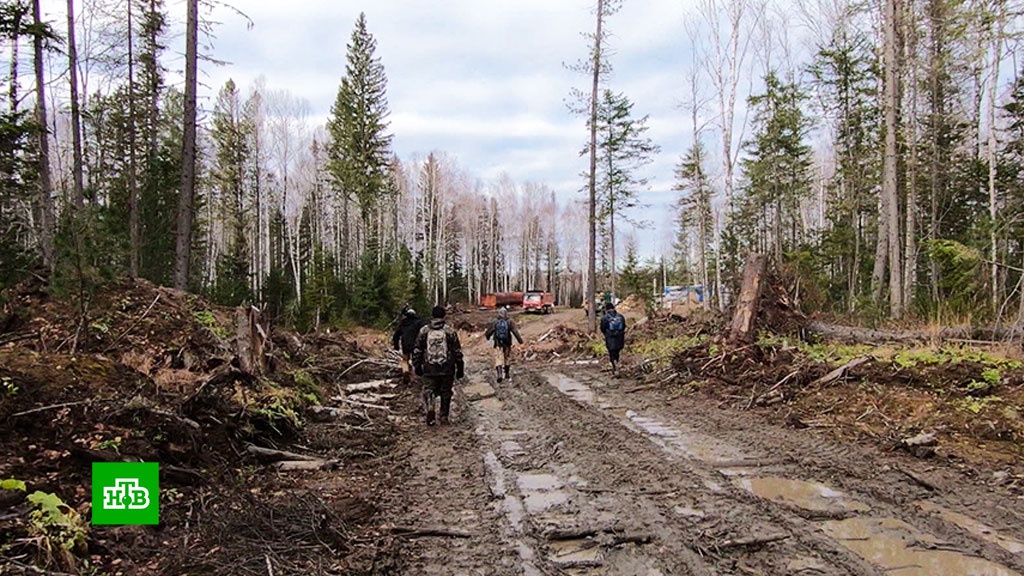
(588, 340), (607, 357)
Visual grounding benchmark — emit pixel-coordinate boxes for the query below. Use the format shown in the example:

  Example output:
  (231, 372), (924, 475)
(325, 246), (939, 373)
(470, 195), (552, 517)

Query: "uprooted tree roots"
(0, 276), (404, 574)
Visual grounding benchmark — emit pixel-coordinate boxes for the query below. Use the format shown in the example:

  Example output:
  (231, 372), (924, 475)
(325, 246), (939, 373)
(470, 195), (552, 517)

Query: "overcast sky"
(191, 1), (698, 257)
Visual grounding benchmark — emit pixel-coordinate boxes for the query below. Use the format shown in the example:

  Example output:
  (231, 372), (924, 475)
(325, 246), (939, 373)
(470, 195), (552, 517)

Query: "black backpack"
(607, 313), (625, 336)
(494, 318), (511, 346)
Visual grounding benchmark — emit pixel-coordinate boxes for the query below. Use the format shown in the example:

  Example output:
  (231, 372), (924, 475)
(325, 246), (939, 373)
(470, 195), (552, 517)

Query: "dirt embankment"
(0, 277), (404, 575)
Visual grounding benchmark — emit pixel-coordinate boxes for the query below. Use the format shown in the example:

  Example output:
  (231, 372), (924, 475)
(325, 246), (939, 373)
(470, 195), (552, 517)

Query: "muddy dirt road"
(380, 310), (1024, 575)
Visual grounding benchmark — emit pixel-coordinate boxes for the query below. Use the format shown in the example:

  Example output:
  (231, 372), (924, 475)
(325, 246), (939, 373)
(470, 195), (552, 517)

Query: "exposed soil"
(0, 277), (402, 575)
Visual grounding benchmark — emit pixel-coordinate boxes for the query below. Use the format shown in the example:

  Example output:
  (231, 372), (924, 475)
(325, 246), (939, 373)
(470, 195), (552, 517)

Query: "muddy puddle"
(546, 374), (750, 465)
(918, 501), (1024, 555)
(735, 476), (871, 513)
(482, 450), (543, 575)
(518, 472), (571, 514)
(550, 373), (598, 404)
(548, 539), (603, 569)
(822, 517), (1021, 576)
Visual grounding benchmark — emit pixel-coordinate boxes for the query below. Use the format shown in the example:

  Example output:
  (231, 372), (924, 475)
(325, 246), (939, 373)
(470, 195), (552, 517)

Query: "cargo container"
(479, 292), (523, 309)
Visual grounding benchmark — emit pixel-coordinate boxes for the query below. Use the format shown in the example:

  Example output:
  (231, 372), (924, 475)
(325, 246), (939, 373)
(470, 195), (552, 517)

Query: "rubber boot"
(426, 409), (436, 426)
(496, 366), (504, 383)
(439, 395), (452, 425)
(504, 365), (511, 381)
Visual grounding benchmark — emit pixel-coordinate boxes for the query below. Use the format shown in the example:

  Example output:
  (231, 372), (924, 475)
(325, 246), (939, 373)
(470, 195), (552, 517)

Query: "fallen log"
(332, 396), (392, 412)
(246, 444), (323, 462)
(11, 399), (101, 418)
(344, 379), (396, 393)
(386, 525), (474, 539)
(309, 405), (346, 418)
(347, 393), (397, 404)
(807, 320), (1021, 344)
(810, 356), (872, 387)
(273, 459), (337, 471)
(717, 532), (790, 549)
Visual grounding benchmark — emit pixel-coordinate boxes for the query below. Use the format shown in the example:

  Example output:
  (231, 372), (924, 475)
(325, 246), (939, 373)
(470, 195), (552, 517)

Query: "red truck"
(522, 290), (554, 314)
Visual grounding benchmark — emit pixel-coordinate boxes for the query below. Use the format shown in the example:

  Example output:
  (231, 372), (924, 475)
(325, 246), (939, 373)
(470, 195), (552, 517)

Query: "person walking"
(599, 302), (627, 375)
(484, 307), (523, 383)
(391, 307), (427, 385)
(412, 305), (465, 426)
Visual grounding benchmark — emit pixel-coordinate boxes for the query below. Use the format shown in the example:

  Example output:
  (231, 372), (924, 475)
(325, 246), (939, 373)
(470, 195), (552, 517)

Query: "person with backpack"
(412, 305), (465, 426)
(391, 307), (427, 385)
(599, 302), (627, 375)
(484, 307), (523, 383)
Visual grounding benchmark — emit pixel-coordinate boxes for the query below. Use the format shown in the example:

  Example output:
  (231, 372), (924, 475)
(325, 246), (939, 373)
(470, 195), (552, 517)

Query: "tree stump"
(729, 253), (767, 343)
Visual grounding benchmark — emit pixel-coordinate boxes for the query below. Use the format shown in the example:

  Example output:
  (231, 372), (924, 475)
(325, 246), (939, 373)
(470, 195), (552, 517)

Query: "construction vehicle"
(522, 290), (554, 314)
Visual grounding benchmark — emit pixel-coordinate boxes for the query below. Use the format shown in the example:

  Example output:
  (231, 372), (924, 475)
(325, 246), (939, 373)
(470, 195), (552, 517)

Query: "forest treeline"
(2, 0), (1024, 329)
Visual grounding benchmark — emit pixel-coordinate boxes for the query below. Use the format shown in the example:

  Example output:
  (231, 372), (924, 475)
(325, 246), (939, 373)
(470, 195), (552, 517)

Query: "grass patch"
(633, 336), (708, 365)
(959, 395), (1003, 414)
(193, 309), (230, 339)
(889, 346), (1023, 370)
(757, 333), (873, 364)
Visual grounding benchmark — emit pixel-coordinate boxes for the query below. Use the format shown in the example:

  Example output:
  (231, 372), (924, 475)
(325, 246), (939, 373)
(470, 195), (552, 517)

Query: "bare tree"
(173, 0), (198, 290)
(881, 0), (902, 318)
(32, 0), (55, 269)
(986, 0), (1006, 312)
(66, 0), (85, 208)
(695, 0), (763, 212)
(127, 0), (139, 276)
(584, 0), (620, 331)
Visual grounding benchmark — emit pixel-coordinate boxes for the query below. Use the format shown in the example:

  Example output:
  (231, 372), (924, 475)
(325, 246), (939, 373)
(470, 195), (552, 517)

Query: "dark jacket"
(392, 314), (427, 354)
(484, 316), (523, 347)
(600, 311), (627, 352)
(412, 318), (464, 377)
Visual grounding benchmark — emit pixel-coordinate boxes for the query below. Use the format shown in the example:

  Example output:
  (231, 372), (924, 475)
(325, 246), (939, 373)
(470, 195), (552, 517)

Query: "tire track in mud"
(378, 379), (523, 576)
(546, 365), (1024, 576)
(476, 369), (880, 576)
(382, 338), (1022, 575)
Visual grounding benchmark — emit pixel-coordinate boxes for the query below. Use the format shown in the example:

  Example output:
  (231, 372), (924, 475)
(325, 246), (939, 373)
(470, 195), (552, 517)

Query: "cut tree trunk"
(729, 253), (767, 343)
(235, 306), (266, 375)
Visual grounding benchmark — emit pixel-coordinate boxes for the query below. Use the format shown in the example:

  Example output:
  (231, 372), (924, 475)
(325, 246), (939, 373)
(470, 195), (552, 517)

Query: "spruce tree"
(327, 12), (394, 250)
(738, 72), (813, 262)
(674, 141), (714, 295)
(593, 89), (659, 297)
(210, 79), (253, 305)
